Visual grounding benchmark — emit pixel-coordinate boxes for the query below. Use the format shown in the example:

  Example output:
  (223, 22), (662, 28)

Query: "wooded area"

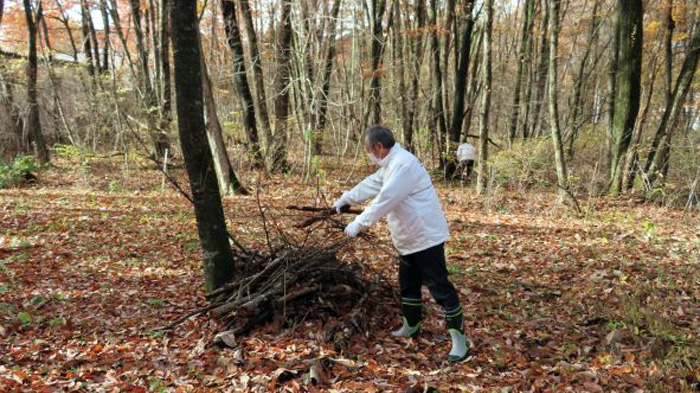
(0, 0), (699, 391)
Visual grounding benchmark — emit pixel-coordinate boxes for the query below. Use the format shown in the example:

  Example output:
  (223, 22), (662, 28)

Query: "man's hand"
(332, 197), (349, 214)
(344, 220), (362, 237)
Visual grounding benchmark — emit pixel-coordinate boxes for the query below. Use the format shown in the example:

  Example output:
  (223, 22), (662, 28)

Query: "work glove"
(332, 196), (349, 213)
(344, 220), (362, 237)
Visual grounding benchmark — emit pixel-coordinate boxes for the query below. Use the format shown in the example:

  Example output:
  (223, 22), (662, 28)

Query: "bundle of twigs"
(159, 203), (395, 351)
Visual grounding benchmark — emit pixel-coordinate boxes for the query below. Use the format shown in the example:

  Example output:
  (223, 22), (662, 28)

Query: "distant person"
(333, 125), (470, 362)
(456, 142), (476, 182)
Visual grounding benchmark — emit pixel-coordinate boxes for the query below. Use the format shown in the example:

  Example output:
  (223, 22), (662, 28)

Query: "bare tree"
(608, 0), (643, 195)
(476, 0), (492, 195)
(24, 0), (49, 163)
(547, 0), (568, 198)
(221, 0), (263, 166)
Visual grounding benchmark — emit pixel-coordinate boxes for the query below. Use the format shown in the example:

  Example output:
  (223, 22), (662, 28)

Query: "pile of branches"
(161, 205), (395, 351)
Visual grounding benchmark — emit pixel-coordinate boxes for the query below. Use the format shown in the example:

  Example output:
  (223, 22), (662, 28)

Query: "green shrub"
(0, 156), (39, 189)
(490, 138), (555, 190)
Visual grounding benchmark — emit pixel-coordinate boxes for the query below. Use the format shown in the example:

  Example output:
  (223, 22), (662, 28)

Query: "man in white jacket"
(333, 125), (469, 362)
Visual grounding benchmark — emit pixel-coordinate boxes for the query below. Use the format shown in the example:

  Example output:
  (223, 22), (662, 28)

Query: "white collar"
(378, 144), (402, 168)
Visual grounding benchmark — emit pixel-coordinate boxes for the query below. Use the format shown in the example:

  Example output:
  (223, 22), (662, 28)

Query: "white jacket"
(342, 144), (449, 255)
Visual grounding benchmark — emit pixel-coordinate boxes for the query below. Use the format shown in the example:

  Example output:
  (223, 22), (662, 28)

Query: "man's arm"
(341, 169), (384, 205)
(354, 164), (416, 228)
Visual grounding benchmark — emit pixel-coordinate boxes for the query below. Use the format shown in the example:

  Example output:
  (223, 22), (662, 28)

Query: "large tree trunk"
(507, 0), (535, 146)
(267, 0), (293, 171)
(445, 0), (476, 179)
(644, 15), (700, 188)
(476, 0), (492, 195)
(221, 0), (263, 166)
(547, 0), (568, 199)
(24, 0), (49, 163)
(238, 0), (273, 152)
(608, 0), (643, 195)
(170, 0), (235, 292)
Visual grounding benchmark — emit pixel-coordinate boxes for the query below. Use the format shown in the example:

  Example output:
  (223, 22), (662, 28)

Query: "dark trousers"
(399, 243), (463, 331)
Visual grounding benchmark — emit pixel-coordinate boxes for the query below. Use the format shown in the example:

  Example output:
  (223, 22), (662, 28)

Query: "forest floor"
(0, 156), (699, 393)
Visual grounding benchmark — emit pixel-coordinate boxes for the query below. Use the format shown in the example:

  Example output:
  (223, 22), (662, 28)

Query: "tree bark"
(160, 0), (172, 127)
(476, 0), (492, 194)
(565, 0), (600, 158)
(267, 0), (293, 171)
(100, 0), (110, 72)
(130, 0), (169, 159)
(529, 0), (549, 139)
(170, 0), (236, 292)
(608, 0), (643, 195)
(403, 0), (426, 151)
(644, 15), (700, 188)
(429, 0), (447, 166)
(446, 0), (476, 179)
(86, 0), (101, 72)
(366, 0), (388, 127)
(507, 0), (535, 146)
(109, 0), (137, 79)
(221, 0), (263, 166)
(200, 37), (249, 196)
(80, 0), (95, 77)
(238, 0), (273, 152)
(547, 0), (568, 199)
(24, 0), (49, 163)
(314, 0), (342, 154)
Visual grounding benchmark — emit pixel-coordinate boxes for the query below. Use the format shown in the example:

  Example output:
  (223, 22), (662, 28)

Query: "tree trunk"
(86, 0), (101, 72)
(366, 0), (388, 127)
(445, 0), (476, 179)
(507, 0), (535, 146)
(547, 0), (568, 199)
(109, 0), (137, 79)
(644, 15), (700, 188)
(130, 0), (169, 159)
(221, 0), (263, 166)
(529, 0), (548, 139)
(53, 0), (79, 62)
(160, 0), (172, 127)
(476, 0), (492, 195)
(403, 0), (426, 152)
(267, 0), (293, 172)
(200, 37), (249, 196)
(170, 0), (236, 292)
(100, 0), (110, 72)
(608, 0), (643, 195)
(565, 0), (600, 158)
(80, 0), (95, 77)
(314, 0), (342, 154)
(24, 0), (49, 163)
(238, 0), (273, 151)
(429, 0), (447, 166)
(621, 51), (660, 191)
